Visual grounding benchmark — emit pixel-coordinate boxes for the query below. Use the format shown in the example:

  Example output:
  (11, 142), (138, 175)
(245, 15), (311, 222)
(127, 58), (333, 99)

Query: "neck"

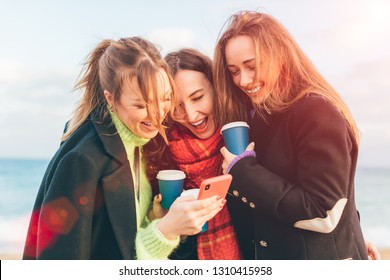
(109, 109), (151, 147)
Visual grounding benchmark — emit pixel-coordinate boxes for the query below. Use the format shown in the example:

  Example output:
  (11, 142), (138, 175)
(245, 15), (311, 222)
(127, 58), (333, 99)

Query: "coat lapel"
(93, 116), (137, 259)
(101, 165), (137, 259)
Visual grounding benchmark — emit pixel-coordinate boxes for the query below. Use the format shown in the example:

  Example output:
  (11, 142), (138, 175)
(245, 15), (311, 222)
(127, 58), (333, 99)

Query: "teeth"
(191, 119), (205, 126)
(142, 121), (151, 126)
(246, 85), (262, 94)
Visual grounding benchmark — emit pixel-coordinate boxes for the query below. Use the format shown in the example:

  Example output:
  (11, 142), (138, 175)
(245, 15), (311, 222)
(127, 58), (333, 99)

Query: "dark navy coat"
(23, 112), (137, 259)
(227, 94), (368, 259)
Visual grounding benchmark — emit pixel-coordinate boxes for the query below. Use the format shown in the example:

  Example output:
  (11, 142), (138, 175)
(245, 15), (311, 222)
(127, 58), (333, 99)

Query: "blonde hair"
(62, 37), (174, 142)
(213, 11), (360, 144)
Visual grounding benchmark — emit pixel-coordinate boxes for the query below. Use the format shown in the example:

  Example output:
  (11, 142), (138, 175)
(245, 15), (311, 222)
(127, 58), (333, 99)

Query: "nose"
(183, 105), (197, 123)
(149, 102), (168, 123)
(240, 70), (253, 88)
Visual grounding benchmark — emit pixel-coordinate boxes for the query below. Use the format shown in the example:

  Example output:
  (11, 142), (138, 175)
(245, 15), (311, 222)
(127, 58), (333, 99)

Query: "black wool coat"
(23, 113), (137, 259)
(227, 94), (368, 260)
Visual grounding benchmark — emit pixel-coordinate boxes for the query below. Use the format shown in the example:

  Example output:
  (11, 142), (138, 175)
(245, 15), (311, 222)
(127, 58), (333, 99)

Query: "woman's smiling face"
(173, 69), (216, 139)
(225, 35), (278, 105)
(105, 68), (172, 139)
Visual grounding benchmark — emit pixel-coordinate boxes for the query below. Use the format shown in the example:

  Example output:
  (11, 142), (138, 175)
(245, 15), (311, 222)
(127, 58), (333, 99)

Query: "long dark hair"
(144, 48), (216, 183)
(164, 48), (222, 126)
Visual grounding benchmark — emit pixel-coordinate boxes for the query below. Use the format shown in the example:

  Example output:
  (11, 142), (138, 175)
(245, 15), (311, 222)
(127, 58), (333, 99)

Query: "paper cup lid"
(156, 170), (186, 180)
(221, 121), (250, 133)
(180, 189), (199, 199)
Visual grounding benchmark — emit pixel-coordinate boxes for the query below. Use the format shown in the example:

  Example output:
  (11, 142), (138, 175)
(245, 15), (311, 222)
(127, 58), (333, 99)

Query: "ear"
(104, 90), (114, 109)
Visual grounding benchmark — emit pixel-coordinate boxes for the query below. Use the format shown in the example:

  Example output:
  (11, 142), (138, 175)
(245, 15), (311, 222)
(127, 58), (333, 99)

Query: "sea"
(0, 158), (389, 256)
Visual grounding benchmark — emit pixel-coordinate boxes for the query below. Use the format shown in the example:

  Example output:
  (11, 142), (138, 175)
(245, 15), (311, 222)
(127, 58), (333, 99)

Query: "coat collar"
(91, 114), (128, 164)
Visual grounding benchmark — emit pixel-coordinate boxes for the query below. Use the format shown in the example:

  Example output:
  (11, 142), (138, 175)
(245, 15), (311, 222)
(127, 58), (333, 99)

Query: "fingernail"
(217, 196), (221, 200)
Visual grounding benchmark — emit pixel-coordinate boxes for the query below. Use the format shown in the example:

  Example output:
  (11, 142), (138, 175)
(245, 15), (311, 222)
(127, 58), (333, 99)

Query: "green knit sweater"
(110, 111), (179, 259)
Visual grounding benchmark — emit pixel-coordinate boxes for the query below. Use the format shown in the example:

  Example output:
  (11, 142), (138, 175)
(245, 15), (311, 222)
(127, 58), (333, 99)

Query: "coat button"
(249, 202), (255, 208)
(233, 190), (239, 197)
(259, 240), (268, 247)
(242, 197), (248, 203)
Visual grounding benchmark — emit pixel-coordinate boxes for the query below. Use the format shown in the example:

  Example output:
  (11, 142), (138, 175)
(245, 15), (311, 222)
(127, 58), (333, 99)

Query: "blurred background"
(1, 0), (389, 259)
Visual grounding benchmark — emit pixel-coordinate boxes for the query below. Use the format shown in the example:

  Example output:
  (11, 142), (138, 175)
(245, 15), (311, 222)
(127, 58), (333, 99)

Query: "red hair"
(213, 11), (360, 144)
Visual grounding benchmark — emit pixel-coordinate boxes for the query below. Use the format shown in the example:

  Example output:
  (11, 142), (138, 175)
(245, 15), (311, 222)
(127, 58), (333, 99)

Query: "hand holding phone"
(198, 174), (232, 200)
(178, 174), (232, 233)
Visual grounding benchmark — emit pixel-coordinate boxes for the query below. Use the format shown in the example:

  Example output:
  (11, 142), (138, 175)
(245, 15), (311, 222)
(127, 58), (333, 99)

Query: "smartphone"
(197, 174), (232, 200)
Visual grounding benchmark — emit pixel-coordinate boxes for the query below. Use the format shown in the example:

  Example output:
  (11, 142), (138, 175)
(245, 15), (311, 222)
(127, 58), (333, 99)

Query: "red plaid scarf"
(168, 124), (242, 260)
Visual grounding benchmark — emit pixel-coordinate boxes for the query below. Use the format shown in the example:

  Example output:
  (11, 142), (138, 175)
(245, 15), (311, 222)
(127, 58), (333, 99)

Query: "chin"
(147, 131), (159, 139)
(138, 129), (159, 139)
(195, 129), (215, 140)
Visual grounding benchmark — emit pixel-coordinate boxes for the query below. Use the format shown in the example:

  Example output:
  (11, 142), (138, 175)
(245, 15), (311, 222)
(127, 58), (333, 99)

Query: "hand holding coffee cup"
(221, 121), (250, 155)
(148, 194), (168, 221)
(220, 142), (255, 174)
(157, 170), (186, 209)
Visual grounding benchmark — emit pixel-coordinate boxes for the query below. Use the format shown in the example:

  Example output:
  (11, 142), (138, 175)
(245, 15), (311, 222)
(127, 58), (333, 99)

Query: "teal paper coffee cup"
(180, 189), (208, 232)
(221, 121), (250, 155)
(201, 221), (208, 232)
(157, 170), (186, 209)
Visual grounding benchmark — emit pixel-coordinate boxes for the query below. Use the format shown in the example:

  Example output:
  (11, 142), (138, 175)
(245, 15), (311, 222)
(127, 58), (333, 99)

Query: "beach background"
(1, 159), (389, 260)
(1, 0), (390, 260)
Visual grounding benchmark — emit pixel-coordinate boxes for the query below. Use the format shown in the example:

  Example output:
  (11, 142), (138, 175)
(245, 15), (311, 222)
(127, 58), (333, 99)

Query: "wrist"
(227, 150), (256, 173)
(157, 219), (178, 240)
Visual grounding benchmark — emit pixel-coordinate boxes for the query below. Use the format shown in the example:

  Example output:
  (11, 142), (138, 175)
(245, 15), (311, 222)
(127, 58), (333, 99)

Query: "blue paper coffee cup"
(201, 221), (208, 232)
(180, 189), (208, 232)
(157, 170), (186, 209)
(221, 121), (250, 155)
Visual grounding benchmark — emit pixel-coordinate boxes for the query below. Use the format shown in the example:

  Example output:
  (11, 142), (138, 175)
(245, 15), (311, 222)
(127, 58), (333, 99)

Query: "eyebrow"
(227, 58), (255, 67)
(140, 90), (173, 104)
(128, 89), (172, 101)
(188, 88), (203, 98)
(127, 96), (144, 102)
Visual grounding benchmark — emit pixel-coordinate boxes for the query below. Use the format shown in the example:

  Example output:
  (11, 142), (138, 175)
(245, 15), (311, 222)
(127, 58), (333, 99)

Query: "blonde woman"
(23, 37), (224, 260)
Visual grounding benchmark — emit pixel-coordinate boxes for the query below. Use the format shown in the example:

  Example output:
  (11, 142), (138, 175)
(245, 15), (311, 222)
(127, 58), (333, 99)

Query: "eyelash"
(230, 66), (256, 76)
(192, 95), (203, 101)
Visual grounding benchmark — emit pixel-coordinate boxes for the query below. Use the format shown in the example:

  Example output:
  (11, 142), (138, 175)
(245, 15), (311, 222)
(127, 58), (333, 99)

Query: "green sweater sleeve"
(135, 218), (180, 260)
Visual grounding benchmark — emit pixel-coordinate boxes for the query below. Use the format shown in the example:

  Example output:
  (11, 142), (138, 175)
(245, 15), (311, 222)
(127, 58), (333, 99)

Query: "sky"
(1, 0), (390, 168)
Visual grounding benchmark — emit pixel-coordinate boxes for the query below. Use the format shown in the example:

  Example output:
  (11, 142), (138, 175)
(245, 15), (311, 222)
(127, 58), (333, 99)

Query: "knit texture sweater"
(110, 111), (179, 259)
